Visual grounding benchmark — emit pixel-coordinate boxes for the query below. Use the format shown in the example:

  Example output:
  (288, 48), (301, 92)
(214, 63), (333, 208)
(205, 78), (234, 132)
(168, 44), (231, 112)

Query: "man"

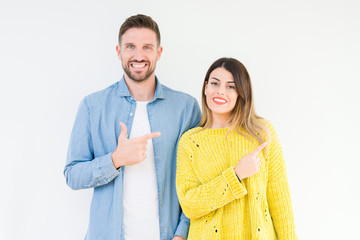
(64, 14), (201, 240)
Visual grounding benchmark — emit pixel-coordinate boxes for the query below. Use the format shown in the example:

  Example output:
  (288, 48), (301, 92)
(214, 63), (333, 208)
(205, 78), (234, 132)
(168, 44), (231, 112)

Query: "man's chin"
(128, 71), (154, 82)
(131, 78), (147, 83)
(128, 73), (148, 82)
(123, 66), (155, 83)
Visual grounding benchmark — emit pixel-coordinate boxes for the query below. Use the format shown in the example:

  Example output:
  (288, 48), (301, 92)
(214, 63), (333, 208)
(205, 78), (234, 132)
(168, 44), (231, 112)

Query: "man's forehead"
(122, 28), (157, 42)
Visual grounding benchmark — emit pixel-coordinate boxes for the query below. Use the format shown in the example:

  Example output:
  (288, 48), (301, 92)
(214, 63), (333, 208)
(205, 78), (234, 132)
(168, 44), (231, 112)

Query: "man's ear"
(116, 45), (121, 60)
(156, 46), (163, 61)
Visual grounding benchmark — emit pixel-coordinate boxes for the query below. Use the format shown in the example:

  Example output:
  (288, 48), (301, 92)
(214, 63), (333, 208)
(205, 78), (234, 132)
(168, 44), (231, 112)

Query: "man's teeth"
(214, 98), (226, 103)
(132, 64), (146, 68)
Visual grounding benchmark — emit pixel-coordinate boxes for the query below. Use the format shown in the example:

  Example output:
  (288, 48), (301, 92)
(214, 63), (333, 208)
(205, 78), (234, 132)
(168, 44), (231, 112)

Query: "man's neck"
(124, 75), (156, 101)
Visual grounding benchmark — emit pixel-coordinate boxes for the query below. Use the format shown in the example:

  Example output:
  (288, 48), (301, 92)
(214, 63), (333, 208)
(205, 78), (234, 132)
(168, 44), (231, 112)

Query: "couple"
(64, 14), (297, 240)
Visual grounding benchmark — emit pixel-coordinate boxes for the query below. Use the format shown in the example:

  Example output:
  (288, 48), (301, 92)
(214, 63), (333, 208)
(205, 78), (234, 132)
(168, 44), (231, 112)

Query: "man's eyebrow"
(124, 42), (155, 45)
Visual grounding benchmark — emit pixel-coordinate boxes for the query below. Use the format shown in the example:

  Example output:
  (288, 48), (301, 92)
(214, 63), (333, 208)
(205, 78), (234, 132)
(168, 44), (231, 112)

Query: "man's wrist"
(111, 151), (122, 169)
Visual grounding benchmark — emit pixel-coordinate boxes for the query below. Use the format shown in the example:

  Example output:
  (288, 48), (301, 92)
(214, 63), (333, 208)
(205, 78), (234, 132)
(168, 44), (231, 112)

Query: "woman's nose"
(217, 88), (225, 95)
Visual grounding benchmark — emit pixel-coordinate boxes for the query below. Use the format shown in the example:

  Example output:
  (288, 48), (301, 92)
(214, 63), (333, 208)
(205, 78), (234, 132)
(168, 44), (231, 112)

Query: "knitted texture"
(176, 122), (297, 240)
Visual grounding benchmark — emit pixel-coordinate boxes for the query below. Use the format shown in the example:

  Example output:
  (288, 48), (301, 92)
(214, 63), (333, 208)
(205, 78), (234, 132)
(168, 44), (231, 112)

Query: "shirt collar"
(116, 76), (165, 100)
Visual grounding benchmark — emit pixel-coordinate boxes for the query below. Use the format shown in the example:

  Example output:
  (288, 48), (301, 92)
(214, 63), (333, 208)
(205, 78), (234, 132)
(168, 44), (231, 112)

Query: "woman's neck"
(209, 113), (231, 129)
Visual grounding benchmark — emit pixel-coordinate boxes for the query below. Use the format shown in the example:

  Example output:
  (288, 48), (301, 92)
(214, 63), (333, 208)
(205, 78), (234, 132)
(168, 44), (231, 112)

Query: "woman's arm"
(266, 124), (297, 240)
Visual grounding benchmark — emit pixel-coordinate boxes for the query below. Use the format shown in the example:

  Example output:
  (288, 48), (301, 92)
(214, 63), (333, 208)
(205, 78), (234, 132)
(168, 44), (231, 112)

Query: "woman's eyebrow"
(210, 77), (234, 83)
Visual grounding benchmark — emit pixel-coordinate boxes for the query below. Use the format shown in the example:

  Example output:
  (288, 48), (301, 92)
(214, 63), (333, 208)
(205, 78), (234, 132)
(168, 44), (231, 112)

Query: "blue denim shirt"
(64, 77), (201, 240)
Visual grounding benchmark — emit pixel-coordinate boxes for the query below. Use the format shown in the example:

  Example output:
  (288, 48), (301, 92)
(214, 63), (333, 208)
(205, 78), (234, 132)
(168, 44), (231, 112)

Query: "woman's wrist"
(234, 168), (242, 182)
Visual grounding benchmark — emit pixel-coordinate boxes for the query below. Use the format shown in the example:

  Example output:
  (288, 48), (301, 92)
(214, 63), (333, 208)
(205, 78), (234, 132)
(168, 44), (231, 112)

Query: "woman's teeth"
(214, 98), (226, 103)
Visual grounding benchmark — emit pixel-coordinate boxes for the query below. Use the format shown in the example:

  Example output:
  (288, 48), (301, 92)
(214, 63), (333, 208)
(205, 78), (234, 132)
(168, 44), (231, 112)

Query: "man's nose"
(133, 49), (145, 61)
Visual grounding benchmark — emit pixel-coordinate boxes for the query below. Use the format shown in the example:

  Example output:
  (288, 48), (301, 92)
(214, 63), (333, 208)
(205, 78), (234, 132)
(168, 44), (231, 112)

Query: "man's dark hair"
(118, 14), (161, 46)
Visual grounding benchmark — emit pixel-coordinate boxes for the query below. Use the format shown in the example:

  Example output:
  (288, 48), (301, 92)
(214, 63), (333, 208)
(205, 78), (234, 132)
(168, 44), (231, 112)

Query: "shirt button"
(130, 113), (133, 116)
(130, 97), (133, 100)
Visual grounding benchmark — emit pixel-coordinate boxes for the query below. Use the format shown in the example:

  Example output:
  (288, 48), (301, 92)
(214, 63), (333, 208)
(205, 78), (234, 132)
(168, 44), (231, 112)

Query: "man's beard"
(122, 60), (155, 83)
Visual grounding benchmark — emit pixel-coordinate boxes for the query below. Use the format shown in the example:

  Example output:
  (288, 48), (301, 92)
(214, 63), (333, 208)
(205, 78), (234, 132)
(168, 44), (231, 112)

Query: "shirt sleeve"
(266, 124), (297, 240)
(64, 98), (121, 190)
(176, 135), (247, 220)
(173, 211), (190, 239)
(173, 98), (201, 238)
(188, 98), (202, 130)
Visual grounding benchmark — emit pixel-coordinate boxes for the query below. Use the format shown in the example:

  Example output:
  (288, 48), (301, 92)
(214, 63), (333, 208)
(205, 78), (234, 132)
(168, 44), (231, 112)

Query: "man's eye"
(127, 45), (134, 49)
(144, 46), (151, 50)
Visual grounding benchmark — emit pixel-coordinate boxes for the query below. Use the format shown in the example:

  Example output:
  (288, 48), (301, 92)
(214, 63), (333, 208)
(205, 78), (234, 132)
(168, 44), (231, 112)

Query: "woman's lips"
(213, 97), (227, 105)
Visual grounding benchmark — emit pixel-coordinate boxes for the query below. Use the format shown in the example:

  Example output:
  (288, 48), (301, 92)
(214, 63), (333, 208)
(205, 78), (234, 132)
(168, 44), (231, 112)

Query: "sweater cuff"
(222, 167), (247, 199)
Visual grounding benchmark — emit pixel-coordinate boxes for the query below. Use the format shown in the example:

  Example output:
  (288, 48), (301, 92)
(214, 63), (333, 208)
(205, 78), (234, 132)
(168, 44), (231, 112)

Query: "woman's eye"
(228, 85), (235, 89)
(210, 82), (218, 86)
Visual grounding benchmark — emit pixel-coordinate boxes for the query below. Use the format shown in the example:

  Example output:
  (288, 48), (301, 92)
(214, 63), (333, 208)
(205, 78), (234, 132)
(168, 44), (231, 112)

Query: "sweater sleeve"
(266, 124), (297, 240)
(176, 134), (247, 220)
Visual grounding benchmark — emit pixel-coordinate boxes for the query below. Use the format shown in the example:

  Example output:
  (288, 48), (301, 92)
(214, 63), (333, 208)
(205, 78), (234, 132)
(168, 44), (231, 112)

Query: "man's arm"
(187, 98), (202, 132)
(64, 99), (161, 190)
(64, 98), (121, 190)
(173, 98), (202, 239)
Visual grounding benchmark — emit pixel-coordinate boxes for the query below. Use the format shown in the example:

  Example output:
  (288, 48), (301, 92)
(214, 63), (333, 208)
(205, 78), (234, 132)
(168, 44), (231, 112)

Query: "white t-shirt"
(123, 101), (160, 240)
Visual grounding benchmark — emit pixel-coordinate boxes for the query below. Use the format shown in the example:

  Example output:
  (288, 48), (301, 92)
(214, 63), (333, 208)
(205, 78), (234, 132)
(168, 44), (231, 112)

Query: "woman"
(176, 58), (297, 239)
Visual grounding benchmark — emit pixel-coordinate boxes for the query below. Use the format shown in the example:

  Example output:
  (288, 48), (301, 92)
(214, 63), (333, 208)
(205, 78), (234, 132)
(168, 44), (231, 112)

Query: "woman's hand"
(234, 142), (267, 180)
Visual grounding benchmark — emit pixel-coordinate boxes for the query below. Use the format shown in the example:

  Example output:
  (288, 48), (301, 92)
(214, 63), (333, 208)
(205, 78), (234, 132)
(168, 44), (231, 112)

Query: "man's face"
(116, 28), (162, 83)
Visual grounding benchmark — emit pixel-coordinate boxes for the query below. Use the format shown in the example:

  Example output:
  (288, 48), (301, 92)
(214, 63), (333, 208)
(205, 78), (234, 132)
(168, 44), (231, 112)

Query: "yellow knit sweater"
(176, 123), (297, 240)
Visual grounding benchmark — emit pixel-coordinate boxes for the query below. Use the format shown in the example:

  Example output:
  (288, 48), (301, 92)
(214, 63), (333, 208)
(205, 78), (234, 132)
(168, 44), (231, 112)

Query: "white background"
(1, 0), (359, 239)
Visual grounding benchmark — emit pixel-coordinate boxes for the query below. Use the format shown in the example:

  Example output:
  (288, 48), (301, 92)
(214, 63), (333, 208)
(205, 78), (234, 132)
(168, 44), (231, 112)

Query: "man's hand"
(234, 142), (267, 180)
(172, 236), (185, 240)
(111, 122), (161, 169)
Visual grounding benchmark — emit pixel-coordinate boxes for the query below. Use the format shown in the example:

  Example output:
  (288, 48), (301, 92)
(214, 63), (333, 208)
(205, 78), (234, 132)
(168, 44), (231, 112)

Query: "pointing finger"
(136, 132), (161, 142)
(119, 122), (128, 140)
(252, 142), (267, 156)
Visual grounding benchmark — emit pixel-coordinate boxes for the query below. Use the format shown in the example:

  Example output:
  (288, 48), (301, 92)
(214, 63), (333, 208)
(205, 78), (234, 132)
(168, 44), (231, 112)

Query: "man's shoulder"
(83, 81), (119, 103)
(161, 84), (197, 103)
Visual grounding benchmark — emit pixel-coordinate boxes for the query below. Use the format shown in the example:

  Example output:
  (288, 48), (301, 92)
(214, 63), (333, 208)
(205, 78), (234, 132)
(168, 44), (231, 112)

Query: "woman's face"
(205, 67), (239, 120)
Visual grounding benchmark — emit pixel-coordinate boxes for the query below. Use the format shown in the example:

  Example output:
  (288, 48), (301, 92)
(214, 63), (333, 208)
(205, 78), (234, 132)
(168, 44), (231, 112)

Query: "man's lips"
(130, 62), (149, 69)
(213, 97), (227, 105)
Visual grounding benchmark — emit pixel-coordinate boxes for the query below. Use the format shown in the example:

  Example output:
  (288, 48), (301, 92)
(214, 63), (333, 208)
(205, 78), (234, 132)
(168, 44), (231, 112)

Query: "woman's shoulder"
(181, 127), (203, 139)
(178, 127), (203, 150)
(257, 118), (277, 133)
